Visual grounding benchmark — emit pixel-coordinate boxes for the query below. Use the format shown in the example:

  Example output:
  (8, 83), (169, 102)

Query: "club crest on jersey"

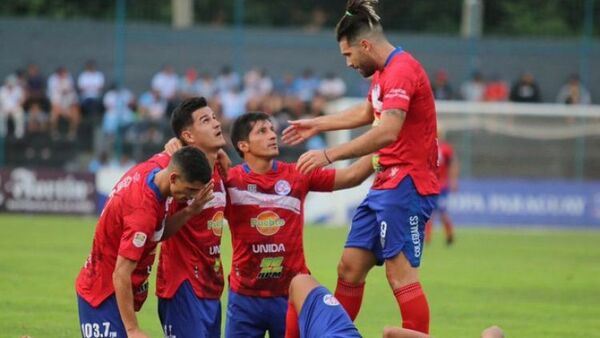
(371, 84), (383, 112)
(251, 211), (285, 236)
(323, 294), (340, 306)
(132, 232), (147, 248)
(274, 180), (291, 196)
(247, 184), (257, 193)
(207, 211), (224, 237)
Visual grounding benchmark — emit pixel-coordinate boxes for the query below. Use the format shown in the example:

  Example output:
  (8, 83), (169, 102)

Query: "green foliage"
(1, 214), (599, 337)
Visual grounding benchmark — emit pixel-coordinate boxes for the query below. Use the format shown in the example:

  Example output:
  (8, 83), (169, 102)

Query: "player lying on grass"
(76, 146), (214, 338)
(288, 274), (505, 338)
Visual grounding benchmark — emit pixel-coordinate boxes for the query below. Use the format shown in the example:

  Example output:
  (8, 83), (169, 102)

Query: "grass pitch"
(1, 214), (599, 337)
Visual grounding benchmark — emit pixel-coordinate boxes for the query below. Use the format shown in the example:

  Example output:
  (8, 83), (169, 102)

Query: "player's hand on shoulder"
(216, 149), (232, 179)
(164, 137), (183, 155)
(186, 180), (214, 215)
(282, 118), (319, 146)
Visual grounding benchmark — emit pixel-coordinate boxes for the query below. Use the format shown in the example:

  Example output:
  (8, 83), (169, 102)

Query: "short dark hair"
(171, 97), (209, 141)
(170, 146), (212, 184)
(335, 0), (382, 43)
(230, 112), (271, 158)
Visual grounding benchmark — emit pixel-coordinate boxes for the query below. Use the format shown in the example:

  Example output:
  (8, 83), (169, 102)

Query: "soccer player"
(282, 0), (439, 333)
(156, 97), (228, 338)
(425, 125), (458, 245)
(224, 112), (373, 338)
(288, 274), (505, 338)
(76, 146), (214, 338)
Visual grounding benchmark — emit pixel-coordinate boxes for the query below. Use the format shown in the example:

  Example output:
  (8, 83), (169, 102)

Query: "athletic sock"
(284, 301), (300, 338)
(394, 282), (430, 334)
(334, 278), (365, 321)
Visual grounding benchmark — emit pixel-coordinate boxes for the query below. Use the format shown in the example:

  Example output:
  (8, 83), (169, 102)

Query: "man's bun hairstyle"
(335, 0), (382, 43)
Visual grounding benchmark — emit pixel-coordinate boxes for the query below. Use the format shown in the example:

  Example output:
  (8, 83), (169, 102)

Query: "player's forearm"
(162, 208), (195, 240)
(328, 127), (396, 162)
(315, 102), (373, 131)
(112, 269), (139, 332)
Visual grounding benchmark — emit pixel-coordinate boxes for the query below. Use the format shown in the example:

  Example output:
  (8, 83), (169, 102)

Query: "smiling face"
(180, 106), (226, 152)
(339, 37), (377, 78)
(238, 119), (279, 160)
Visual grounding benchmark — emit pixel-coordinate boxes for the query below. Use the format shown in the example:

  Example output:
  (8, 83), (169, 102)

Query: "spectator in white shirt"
(48, 66), (80, 140)
(77, 60), (105, 117)
(318, 72), (346, 100)
(0, 75), (26, 139)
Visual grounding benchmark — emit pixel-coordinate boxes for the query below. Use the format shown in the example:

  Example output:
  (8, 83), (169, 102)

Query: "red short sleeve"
(119, 208), (158, 262)
(381, 65), (417, 112)
(307, 167), (335, 192)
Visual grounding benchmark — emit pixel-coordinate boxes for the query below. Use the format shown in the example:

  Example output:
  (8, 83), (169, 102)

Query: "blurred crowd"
(0, 60), (593, 169)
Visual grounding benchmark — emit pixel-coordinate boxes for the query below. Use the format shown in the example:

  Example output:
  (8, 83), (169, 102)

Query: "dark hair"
(170, 97), (208, 141)
(335, 0), (382, 43)
(170, 146), (212, 184)
(230, 112), (271, 158)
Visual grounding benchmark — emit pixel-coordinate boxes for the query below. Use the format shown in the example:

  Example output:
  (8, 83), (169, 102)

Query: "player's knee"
(289, 274), (312, 297)
(337, 259), (366, 284)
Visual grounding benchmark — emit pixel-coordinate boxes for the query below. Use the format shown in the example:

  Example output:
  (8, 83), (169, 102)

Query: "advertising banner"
(0, 168), (96, 215)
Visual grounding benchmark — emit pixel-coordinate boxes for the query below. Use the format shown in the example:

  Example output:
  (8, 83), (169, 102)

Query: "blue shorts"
(346, 176), (437, 267)
(298, 286), (362, 338)
(158, 280), (221, 338)
(225, 288), (287, 338)
(434, 187), (449, 213)
(77, 294), (125, 338)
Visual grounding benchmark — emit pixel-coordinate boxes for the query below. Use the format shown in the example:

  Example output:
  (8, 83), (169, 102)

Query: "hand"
(164, 137), (183, 155)
(296, 150), (330, 175)
(126, 327), (150, 338)
(186, 180), (214, 215)
(281, 119), (320, 146)
(216, 149), (232, 179)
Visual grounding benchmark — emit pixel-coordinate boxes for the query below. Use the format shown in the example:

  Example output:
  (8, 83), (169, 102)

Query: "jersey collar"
(384, 47), (404, 68)
(146, 167), (164, 201)
(242, 160), (278, 174)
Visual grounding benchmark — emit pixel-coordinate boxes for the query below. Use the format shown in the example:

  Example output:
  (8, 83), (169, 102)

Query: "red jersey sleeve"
(119, 208), (158, 262)
(307, 167), (335, 192)
(381, 64), (417, 112)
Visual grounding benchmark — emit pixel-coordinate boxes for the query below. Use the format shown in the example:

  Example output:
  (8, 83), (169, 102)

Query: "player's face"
(181, 106), (226, 151)
(242, 119), (279, 159)
(339, 37), (377, 78)
(169, 172), (207, 202)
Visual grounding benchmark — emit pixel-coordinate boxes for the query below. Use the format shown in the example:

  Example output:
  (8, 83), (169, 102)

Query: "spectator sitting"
(24, 63), (48, 108)
(102, 83), (135, 141)
(318, 72), (346, 100)
(0, 74), (26, 139)
(509, 72), (541, 103)
(77, 59), (105, 118)
(556, 74), (591, 105)
(293, 68), (320, 111)
(215, 65), (241, 94)
(460, 71), (485, 101)
(137, 88), (168, 143)
(179, 68), (201, 99)
(196, 71), (217, 101)
(151, 64), (179, 114)
(484, 74), (508, 102)
(47, 66), (80, 140)
(25, 100), (49, 135)
(432, 69), (454, 100)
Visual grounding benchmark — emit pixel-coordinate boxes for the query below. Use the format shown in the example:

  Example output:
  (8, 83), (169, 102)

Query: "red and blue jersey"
(437, 141), (454, 189)
(76, 152), (171, 311)
(156, 166), (226, 300)
(367, 48), (439, 195)
(224, 161), (335, 297)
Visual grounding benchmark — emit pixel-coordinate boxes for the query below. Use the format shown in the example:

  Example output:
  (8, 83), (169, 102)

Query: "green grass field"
(1, 214), (600, 338)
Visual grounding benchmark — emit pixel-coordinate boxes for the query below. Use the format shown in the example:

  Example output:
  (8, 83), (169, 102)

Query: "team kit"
(75, 1), (443, 337)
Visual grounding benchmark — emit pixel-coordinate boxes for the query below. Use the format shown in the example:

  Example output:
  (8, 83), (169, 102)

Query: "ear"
(238, 140), (249, 154)
(169, 172), (178, 185)
(181, 130), (194, 145)
(360, 39), (370, 51)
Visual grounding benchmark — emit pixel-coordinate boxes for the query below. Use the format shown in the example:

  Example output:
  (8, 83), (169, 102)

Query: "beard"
(357, 62), (377, 78)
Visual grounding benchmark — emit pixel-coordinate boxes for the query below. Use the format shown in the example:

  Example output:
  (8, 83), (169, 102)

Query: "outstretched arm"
(296, 109), (405, 174)
(282, 102), (373, 146)
(332, 155), (374, 190)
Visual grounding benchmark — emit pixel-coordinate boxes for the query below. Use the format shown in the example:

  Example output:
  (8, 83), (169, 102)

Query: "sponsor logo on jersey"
(207, 211), (224, 236)
(213, 257), (222, 274)
(209, 245), (220, 255)
(251, 211), (285, 236)
(132, 232), (147, 248)
(257, 256), (284, 279)
(274, 180), (291, 196)
(252, 243), (286, 254)
(323, 294), (340, 306)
